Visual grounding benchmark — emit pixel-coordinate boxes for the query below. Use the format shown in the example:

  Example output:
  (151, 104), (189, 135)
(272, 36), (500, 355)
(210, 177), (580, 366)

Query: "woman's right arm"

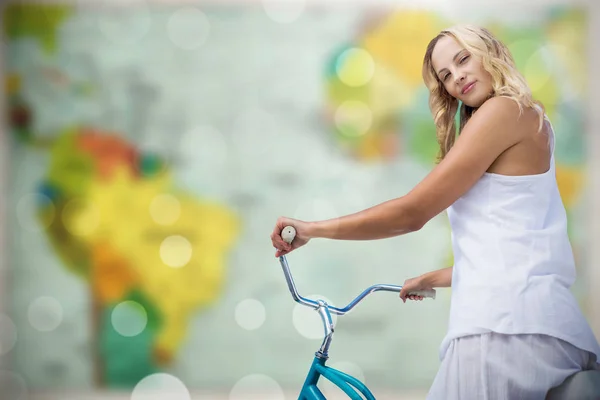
(271, 97), (525, 256)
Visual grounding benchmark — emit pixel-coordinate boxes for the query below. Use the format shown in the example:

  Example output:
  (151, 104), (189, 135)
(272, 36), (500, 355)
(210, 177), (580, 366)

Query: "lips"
(462, 81), (476, 94)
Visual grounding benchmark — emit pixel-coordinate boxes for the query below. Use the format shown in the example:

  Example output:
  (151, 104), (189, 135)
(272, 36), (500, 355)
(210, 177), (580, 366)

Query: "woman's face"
(431, 35), (494, 108)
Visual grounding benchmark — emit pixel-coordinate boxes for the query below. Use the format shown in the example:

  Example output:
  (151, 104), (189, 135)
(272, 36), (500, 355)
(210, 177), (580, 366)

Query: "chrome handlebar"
(279, 254), (407, 315)
(277, 226), (435, 316)
(277, 226), (435, 358)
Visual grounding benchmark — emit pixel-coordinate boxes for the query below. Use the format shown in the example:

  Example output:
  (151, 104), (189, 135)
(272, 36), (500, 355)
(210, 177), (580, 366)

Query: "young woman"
(270, 25), (600, 398)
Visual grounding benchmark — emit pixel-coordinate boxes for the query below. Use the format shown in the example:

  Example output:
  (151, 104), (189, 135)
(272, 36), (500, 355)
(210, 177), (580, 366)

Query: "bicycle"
(278, 226), (436, 399)
(277, 226), (600, 399)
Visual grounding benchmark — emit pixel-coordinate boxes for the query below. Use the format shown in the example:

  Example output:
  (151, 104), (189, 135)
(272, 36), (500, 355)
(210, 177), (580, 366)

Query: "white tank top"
(440, 114), (600, 362)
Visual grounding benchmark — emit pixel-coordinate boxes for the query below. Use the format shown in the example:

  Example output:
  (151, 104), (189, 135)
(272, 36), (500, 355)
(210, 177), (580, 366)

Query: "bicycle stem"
(315, 300), (334, 359)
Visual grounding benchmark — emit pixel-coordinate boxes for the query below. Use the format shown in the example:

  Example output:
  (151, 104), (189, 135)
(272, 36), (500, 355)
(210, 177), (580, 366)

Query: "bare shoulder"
(465, 96), (534, 141)
(474, 96), (523, 124)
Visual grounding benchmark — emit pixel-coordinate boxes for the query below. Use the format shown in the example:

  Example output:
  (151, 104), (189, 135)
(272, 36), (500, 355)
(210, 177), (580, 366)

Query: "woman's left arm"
(301, 97), (527, 241)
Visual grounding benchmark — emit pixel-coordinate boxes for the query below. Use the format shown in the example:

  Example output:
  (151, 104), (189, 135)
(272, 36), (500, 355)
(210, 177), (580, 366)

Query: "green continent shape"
(3, 4), (73, 54)
(100, 289), (163, 387)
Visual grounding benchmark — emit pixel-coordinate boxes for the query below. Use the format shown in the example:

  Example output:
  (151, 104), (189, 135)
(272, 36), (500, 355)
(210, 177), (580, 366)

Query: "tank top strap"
(545, 114), (556, 159)
(535, 104), (555, 159)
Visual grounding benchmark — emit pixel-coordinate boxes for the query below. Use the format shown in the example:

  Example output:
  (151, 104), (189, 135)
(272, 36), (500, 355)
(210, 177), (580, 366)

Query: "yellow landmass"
(556, 165), (584, 208)
(71, 166), (239, 358)
(362, 11), (445, 88)
(368, 62), (413, 118)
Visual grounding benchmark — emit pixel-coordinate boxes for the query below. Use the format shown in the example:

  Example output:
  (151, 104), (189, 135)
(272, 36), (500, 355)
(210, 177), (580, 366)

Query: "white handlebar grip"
(281, 226), (296, 244)
(408, 289), (436, 299)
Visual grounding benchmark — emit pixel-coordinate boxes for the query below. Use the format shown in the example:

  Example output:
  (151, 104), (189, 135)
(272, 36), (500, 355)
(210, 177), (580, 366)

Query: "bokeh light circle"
(112, 301), (148, 337)
(234, 299), (266, 331)
(16, 193), (55, 231)
(28, 296), (63, 332)
(262, 0), (306, 24)
(336, 48), (376, 87)
(292, 294), (337, 339)
(131, 373), (191, 400)
(229, 374), (285, 400)
(62, 199), (101, 237)
(167, 7), (211, 50)
(334, 100), (373, 138)
(149, 194), (181, 226)
(160, 235), (192, 268)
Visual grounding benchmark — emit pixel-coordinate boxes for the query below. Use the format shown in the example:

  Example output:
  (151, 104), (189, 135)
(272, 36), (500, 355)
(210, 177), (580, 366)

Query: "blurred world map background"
(2, 2), (590, 395)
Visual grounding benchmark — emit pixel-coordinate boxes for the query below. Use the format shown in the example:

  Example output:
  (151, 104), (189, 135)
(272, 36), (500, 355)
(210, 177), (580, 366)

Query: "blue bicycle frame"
(299, 355), (375, 399)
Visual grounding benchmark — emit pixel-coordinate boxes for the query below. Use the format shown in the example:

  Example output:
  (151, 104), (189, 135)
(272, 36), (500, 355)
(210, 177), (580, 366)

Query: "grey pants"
(427, 332), (600, 400)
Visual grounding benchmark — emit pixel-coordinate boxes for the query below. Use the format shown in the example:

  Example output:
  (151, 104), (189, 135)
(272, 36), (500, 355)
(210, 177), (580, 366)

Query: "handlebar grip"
(408, 289), (436, 299)
(281, 226), (296, 244)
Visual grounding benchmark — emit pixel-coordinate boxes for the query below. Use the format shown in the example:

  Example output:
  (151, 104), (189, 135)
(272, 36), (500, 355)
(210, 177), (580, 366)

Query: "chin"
(463, 92), (492, 108)
(463, 98), (485, 108)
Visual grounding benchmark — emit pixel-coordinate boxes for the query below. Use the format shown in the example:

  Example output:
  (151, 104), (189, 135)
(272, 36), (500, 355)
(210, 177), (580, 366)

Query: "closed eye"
(440, 54), (470, 81)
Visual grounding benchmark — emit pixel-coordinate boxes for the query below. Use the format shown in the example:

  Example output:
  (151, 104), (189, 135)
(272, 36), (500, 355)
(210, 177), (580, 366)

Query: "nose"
(455, 72), (466, 85)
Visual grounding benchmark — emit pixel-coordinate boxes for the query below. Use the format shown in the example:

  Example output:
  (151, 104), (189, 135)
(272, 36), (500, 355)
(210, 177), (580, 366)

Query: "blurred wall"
(586, 0), (600, 341)
(1, 0), (599, 399)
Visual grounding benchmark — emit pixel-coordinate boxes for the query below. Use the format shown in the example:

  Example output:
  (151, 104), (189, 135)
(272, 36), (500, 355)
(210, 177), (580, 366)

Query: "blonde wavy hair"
(422, 25), (544, 161)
